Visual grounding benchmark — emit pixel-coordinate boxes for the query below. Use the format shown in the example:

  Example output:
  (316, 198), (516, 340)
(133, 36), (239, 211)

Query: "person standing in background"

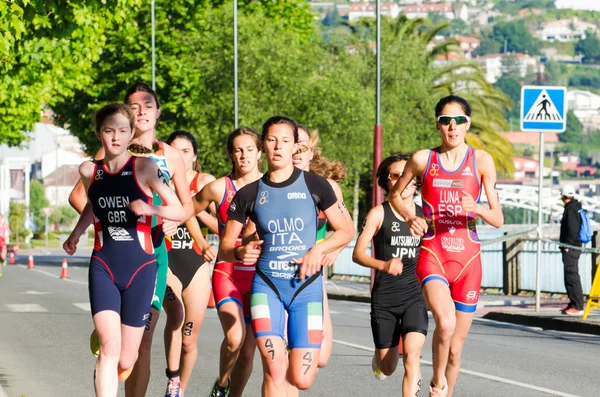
(559, 184), (585, 316)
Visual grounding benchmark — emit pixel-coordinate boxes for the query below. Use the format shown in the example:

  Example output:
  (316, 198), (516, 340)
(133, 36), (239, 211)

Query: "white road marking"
(6, 304), (48, 313)
(475, 317), (544, 332)
(73, 303), (91, 312)
(352, 308), (371, 313)
(332, 339), (581, 397)
(329, 310), (341, 314)
(18, 265), (87, 285)
(21, 290), (51, 295)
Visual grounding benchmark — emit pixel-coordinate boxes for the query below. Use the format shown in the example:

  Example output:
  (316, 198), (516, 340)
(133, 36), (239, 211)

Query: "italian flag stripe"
(251, 293), (271, 333)
(307, 302), (323, 345)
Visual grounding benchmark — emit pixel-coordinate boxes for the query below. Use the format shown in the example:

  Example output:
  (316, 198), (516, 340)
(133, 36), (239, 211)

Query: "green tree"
(476, 36), (502, 56)
(8, 202), (26, 243)
(29, 180), (49, 231)
(494, 76), (521, 122)
(0, 0), (141, 146)
(544, 60), (568, 86)
(575, 31), (600, 63)
(557, 110), (584, 154)
(49, 206), (78, 227)
(478, 20), (541, 55)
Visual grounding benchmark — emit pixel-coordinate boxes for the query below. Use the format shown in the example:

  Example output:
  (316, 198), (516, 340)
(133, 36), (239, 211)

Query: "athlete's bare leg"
(216, 302), (247, 389)
(374, 347), (399, 377)
(402, 332), (426, 397)
(229, 324), (256, 397)
(318, 279), (332, 368)
(93, 311), (121, 397)
(179, 264), (211, 395)
(422, 280), (455, 390)
(124, 307), (160, 397)
(287, 347), (320, 390)
(163, 270), (185, 388)
(445, 311), (474, 397)
(256, 335), (288, 397)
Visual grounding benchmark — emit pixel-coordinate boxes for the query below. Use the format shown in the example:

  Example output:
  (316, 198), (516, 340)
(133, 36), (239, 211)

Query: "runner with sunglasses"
(388, 95), (503, 397)
(353, 153), (427, 396)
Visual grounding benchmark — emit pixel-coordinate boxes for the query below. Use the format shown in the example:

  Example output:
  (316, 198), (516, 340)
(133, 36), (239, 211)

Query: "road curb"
(327, 293), (370, 304)
(483, 311), (600, 336)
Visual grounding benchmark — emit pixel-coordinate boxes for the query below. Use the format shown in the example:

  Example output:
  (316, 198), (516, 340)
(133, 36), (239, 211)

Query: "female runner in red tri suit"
(388, 95), (503, 397)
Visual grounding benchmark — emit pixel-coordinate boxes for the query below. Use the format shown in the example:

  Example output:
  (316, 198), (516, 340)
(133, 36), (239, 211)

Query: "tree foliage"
(29, 180), (49, 231)
(477, 20), (541, 56)
(0, 0), (141, 146)
(11, 1), (516, 217)
(575, 31), (600, 64)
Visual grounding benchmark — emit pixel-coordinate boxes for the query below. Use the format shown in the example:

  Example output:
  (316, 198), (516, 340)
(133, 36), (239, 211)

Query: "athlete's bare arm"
(163, 144), (194, 235)
(194, 173), (218, 234)
(184, 172), (218, 261)
(68, 148), (105, 214)
(294, 198), (355, 281)
(131, 157), (185, 223)
(322, 179), (353, 267)
(219, 219), (262, 265)
(465, 150), (504, 228)
(193, 177), (226, 219)
(64, 161), (96, 255)
(388, 150), (429, 237)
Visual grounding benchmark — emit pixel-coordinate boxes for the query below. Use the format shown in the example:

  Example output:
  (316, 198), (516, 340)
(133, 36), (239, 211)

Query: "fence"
(331, 233), (597, 295)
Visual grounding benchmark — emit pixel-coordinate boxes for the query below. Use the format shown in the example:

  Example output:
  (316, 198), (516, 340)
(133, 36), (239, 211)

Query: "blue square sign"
(520, 86), (567, 132)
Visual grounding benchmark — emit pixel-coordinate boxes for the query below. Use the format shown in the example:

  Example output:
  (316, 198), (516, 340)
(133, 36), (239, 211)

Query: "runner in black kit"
(353, 153), (428, 397)
(63, 103), (185, 397)
(218, 116), (354, 396)
(162, 130), (217, 397)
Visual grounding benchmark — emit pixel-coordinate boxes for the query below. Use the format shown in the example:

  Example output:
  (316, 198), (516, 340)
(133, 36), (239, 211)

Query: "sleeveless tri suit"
(228, 167), (337, 349)
(165, 173), (207, 290)
(418, 146), (482, 313)
(87, 157), (157, 327)
(212, 176), (255, 323)
(370, 202), (428, 349)
(147, 142), (171, 312)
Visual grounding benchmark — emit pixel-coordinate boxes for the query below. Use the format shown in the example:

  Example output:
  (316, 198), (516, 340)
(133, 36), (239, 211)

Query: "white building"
(0, 122), (86, 212)
(555, 0), (600, 12)
(402, 3), (455, 20)
(567, 90), (600, 133)
(348, 2), (400, 22)
(536, 17), (597, 42)
(567, 90), (600, 111)
(475, 53), (541, 84)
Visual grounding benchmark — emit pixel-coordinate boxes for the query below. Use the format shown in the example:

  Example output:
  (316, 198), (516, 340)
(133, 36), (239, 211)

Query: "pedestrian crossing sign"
(520, 86), (567, 132)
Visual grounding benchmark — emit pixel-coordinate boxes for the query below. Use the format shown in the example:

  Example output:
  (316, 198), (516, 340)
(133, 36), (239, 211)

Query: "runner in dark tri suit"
(353, 153), (428, 396)
(292, 125), (352, 370)
(219, 116), (354, 396)
(67, 83), (197, 397)
(162, 130), (217, 397)
(388, 95), (503, 397)
(63, 103), (184, 397)
(193, 127), (263, 397)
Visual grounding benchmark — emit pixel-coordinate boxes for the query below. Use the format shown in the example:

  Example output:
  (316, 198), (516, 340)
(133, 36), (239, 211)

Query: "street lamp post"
(371, 0), (383, 290)
(151, 0), (156, 91)
(234, 0), (239, 128)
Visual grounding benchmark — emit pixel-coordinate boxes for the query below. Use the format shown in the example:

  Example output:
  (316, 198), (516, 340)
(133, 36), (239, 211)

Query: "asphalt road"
(0, 251), (599, 396)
